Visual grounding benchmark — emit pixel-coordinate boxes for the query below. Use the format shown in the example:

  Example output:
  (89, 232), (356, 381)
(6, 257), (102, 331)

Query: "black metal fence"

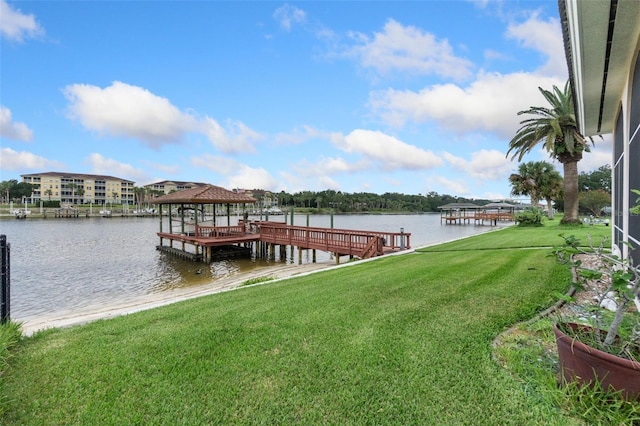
(1, 234), (10, 324)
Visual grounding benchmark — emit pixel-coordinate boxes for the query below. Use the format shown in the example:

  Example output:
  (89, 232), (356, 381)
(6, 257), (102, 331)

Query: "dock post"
(298, 247), (302, 265)
(335, 253), (340, 265)
(1, 235), (10, 324)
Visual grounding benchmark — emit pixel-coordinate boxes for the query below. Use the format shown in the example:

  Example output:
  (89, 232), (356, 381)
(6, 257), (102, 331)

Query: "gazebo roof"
(437, 202), (482, 210)
(483, 202), (516, 209)
(151, 184), (257, 205)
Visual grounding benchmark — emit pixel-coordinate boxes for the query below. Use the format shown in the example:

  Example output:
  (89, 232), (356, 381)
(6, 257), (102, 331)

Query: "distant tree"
(539, 168), (564, 220)
(76, 186), (85, 204)
(507, 81), (595, 224)
(67, 183), (78, 205)
(579, 189), (611, 217)
(509, 161), (561, 218)
(1, 180), (35, 203)
(133, 187), (148, 206)
(0, 180), (12, 203)
(44, 188), (53, 201)
(578, 164), (612, 193)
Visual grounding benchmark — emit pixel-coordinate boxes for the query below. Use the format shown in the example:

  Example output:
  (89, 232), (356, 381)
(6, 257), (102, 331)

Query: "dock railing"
(256, 221), (410, 258)
(195, 225), (247, 238)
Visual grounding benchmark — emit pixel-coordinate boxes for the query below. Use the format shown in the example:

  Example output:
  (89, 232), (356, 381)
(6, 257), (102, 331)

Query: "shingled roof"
(151, 184), (256, 204)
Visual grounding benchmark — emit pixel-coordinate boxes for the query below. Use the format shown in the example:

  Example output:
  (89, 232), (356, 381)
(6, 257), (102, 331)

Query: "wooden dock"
(439, 202), (515, 225)
(157, 221), (410, 264)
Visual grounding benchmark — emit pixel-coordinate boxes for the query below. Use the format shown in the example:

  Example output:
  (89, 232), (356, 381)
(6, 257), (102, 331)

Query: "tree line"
(0, 178), (491, 213)
(268, 190), (490, 213)
(2, 163), (611, 215)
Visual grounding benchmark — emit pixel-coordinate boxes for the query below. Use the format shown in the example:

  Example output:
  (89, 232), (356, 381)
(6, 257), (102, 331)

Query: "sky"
(0, 0), (612, 200)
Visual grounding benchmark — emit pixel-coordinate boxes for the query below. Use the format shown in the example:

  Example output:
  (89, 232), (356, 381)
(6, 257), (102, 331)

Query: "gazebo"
(151, 184), (257, 261)
(437, 202), (483, 224)
(478, 202), (516, 223)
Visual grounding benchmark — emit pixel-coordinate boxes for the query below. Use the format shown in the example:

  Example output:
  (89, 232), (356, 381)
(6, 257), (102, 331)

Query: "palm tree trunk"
(561, 160), (580, 224)
(546, 198), (554, 220)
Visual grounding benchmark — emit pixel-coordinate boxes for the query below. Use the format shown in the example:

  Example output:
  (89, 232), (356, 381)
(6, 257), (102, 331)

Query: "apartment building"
(21, 172), (135, 205)
(144, 180), (207, 195)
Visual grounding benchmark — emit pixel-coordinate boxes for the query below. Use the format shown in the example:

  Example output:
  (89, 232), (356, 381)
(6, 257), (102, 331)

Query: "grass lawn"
(0, 222), (614, 424)
(419, 219), (611, 252)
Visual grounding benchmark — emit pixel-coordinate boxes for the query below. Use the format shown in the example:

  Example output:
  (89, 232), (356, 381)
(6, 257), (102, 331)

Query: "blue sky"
(0, 0), (611, 200)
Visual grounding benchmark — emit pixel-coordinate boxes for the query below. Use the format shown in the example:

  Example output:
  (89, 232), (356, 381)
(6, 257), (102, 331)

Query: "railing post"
(1, 235), (10, 324)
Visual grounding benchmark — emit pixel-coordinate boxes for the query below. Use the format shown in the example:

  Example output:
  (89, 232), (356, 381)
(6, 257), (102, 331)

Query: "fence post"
(1, 234), (10, 324)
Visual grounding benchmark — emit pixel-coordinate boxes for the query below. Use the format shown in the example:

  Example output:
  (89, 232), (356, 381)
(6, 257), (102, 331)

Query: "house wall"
(612, 47), (640, 265)
(628, 51), (640, 263)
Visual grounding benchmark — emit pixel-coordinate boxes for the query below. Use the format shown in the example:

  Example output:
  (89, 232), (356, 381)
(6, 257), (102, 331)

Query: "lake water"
(0, 213), (507, 323)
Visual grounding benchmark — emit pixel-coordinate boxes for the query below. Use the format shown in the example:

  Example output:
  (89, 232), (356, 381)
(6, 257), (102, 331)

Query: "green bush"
(514, 207), (544, 227)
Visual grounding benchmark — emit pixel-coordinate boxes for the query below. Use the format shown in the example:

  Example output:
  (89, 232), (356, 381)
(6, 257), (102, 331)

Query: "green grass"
(0, 222), (617, 424)
(495, 319), (640, 425)
(240, 276), (276, 286)
(0, 321), (22, 417)
(419, 220), (611, 252)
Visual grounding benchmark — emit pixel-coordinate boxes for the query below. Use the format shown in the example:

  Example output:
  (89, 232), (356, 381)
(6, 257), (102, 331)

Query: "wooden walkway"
(157, 221), (410, 263)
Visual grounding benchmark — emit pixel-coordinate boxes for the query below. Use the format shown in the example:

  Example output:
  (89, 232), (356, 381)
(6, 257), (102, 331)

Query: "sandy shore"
(19, 260), (338, 336)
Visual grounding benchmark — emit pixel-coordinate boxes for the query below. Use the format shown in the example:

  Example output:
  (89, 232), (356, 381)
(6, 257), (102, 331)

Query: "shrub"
(514, 207), (544, 226)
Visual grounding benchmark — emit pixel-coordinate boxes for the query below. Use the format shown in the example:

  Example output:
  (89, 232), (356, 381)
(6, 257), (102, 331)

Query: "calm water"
(0, 213), (505, 322)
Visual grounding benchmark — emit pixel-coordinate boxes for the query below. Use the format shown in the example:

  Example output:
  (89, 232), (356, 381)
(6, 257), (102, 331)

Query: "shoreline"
(15, 229), (506, 337)
(19, 260), (338, 336)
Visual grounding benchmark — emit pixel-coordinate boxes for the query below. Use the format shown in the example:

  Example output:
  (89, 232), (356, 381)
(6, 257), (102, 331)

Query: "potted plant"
(553, 233), (640, 400)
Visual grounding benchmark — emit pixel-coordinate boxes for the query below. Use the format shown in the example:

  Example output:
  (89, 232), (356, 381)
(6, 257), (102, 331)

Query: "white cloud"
(484, 191), (508, 201)
(200, 118), (260, 154)
(64, 82), (196, 148)
(0, 0), (44, 42)
(275, 125), (324, 145)
(506, 12), (565, 77)
(580, 135), (613, 172)
(63, 81), (262, 152)
(348, 19), (474, 80)
(191, 154), (235, 175)
(0, 106), (33, 141)
(273, 4), (306, 31)
(227, 167), (278, 191)
(294, 155), (369, 177)
(367, 13), (566, 138)
(86, 153), (150, 183)
(334, 129), (443, 171)
(431, 176), (469, 195)
(0, 147), (64, 170)
(318, 175), (341, 191)
(191, 154), (278, 191)
(370, 71), (563, 137)
(148, 162), (180, 176)
(443, 149), (513, 180)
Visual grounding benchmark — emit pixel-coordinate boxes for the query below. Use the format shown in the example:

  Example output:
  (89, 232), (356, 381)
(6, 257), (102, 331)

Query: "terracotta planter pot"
(554, 322), (640, 401)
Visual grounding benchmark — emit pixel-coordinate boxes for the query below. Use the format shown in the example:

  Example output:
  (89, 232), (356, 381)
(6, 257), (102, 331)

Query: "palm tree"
(67, 183), (78, 206)
(507, 81), (593, 224)
(44, 188), (52, 201)
(509, 161), (562, 220)
(509, 162), (543, 206)
(539, 167), (563, 220)
(76, 187), (85, 205)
